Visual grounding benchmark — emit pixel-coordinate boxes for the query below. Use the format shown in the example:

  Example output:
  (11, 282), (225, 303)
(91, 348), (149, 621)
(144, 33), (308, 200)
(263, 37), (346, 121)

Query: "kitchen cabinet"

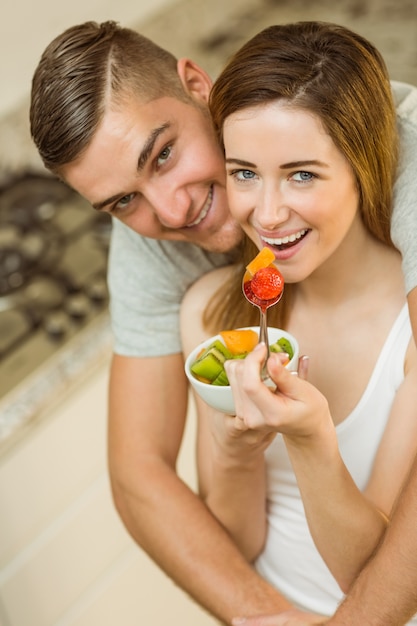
(0, 357), (218, 626)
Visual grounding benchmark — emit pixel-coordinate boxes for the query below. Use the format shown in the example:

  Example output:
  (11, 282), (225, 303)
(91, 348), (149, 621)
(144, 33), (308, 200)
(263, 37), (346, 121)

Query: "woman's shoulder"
(184, 264), (236, 305)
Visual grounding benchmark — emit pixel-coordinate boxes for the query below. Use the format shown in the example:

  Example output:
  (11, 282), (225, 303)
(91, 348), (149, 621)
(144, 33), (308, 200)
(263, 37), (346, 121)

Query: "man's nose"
(146, 185), (192, 229)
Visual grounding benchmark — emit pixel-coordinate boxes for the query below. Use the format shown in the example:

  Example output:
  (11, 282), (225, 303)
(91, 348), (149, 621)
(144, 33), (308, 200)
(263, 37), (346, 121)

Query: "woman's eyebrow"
(279, 159), (329, 169)
(225, 158), (328, 169)
(225, 158), (256, 167)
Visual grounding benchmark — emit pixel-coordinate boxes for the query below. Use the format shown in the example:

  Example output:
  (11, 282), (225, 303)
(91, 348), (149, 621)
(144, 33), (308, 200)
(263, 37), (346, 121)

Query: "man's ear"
(177, 58), (213, 103)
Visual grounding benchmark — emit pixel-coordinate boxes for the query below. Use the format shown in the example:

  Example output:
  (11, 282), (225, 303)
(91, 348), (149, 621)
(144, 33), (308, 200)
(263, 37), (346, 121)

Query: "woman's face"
(223, 101), (361, 283)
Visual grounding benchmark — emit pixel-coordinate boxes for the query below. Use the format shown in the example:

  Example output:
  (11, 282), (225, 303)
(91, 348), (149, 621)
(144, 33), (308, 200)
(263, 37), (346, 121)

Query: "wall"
(1, 0), (176, 118)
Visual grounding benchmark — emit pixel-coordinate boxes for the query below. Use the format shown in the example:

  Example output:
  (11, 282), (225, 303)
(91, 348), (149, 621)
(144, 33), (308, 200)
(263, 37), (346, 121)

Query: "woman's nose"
(255, 188), (291, 229)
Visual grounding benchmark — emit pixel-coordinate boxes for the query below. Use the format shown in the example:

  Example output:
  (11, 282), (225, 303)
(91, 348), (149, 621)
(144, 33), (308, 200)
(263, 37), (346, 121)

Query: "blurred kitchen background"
(0, 1), (416, 625)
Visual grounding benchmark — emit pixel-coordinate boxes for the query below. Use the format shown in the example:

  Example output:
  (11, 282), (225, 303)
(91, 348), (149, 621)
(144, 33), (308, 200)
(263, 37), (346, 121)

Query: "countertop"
(0, 314), (113, 456)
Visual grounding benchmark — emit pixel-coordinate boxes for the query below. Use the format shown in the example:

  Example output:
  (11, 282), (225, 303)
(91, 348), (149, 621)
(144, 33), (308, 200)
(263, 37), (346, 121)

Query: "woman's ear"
(177, 58), (213, 103)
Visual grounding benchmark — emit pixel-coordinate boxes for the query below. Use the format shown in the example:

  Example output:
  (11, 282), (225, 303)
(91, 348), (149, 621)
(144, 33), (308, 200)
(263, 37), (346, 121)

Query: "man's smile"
(186, 185), (214, 228)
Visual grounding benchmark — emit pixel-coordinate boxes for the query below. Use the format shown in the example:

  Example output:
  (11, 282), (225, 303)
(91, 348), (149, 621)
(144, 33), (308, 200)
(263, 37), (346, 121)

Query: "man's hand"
(232, 608), (327, 626)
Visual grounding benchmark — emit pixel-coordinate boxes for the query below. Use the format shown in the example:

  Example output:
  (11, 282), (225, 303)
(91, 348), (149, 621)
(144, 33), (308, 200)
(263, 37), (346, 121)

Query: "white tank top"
(255, 304), (415, 621)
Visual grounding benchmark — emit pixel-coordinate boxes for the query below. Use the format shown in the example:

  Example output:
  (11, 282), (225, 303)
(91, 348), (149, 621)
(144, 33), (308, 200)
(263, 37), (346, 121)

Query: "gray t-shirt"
(108, 81), (417, 358)
(108, 218), (234, 356)
(391, 81), (417, 295)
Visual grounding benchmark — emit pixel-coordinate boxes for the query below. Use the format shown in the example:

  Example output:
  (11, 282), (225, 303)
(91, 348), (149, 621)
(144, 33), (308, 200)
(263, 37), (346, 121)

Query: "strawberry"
(251, 266), (284, 301)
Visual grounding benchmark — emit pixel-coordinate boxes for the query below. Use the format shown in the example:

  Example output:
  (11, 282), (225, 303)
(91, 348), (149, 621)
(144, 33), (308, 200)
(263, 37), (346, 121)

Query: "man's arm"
(408, 286), (417, 341)
(327, 454), (417, 624)
(107, 352), (292, 624)
(323, 285), (417, 626)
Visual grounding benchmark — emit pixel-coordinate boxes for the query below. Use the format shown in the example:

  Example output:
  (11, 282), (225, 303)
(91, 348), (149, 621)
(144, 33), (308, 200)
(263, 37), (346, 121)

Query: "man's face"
(63, 96), (243, 253)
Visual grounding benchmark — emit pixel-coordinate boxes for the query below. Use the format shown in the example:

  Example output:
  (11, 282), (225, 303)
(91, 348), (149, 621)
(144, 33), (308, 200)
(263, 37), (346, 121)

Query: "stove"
(0, 173), (111, 414)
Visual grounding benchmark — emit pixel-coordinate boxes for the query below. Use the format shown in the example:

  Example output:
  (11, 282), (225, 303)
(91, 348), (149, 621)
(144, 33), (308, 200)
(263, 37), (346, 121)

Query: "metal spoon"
(242, 267), (284, 380)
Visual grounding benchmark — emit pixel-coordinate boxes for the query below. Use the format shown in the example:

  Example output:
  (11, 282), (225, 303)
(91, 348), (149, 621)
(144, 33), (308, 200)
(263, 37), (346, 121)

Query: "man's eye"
(114, 193), (135, 213)
(157, 145), (172, 166)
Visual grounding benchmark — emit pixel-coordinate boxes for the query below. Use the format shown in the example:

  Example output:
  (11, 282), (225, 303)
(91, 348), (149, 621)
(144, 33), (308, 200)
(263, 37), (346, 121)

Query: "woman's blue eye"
(293, 171), (314, 182)
(234, 170), (256, 180)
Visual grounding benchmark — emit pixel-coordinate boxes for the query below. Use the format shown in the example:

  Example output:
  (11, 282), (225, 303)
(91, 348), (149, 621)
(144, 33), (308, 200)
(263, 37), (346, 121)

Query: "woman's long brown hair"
(205, 21), (398, 335)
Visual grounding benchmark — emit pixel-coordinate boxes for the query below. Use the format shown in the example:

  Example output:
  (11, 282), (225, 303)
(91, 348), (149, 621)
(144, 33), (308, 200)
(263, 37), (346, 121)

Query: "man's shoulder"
(109, 219), (234, 276)
(392, 80), (417, 126)
(109, 219), (188, 257)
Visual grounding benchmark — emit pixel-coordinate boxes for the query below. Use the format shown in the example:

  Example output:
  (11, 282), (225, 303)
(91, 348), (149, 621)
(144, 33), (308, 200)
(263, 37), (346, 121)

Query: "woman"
(180, 22), (417, 623)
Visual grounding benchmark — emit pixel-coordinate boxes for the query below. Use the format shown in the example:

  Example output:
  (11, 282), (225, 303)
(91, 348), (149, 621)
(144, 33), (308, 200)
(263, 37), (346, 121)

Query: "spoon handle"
(259, 308), (270, 380)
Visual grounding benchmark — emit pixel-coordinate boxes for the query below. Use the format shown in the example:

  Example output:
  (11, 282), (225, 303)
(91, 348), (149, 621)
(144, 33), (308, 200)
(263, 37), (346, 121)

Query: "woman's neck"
(294, 224), (401, 310)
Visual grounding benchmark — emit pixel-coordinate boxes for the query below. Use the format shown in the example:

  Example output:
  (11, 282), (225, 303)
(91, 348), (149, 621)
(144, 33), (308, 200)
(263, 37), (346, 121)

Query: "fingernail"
(232, 618), (246, 625)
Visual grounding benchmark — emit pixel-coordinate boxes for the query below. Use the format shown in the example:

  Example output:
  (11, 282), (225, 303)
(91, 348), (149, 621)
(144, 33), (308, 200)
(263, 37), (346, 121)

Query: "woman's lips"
(261, 228), (309, 250)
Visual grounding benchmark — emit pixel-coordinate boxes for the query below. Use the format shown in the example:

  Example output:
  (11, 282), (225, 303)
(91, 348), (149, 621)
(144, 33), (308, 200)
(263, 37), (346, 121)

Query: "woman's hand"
(225, 343), (331, 445)
(209, 393), (276, 464)
(206, 343), (286, 463)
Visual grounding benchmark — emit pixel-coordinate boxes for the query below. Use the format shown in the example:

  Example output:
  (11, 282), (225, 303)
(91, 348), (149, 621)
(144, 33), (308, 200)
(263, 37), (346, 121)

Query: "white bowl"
(184, 326), (299, 414)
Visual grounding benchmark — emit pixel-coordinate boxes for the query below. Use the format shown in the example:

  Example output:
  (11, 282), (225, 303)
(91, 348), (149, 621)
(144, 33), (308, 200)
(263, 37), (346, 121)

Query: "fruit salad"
(190, 328), (293, 386)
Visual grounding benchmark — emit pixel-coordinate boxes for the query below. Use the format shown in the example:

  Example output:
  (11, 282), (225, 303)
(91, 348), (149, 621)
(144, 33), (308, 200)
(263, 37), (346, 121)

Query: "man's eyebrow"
(91, 122), (172, 211)
(137, 122), (171, 172)
(92, 193), (124, 211)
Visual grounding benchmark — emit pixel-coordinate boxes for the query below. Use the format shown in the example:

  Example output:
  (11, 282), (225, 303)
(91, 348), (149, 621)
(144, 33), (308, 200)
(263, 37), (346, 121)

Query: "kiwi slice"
(190, 341), (233, 383)
(270, 337), (294, 360)
(212, 369), (230, 386)
(210, 340), (233, 359)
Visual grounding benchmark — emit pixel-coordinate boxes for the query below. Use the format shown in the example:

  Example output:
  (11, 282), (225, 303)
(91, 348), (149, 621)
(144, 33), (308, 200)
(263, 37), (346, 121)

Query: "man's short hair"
(30, 21), (187, 172)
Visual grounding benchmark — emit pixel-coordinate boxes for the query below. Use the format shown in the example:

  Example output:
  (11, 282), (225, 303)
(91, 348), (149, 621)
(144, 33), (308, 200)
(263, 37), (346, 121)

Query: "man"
(30, 21), (417, 626)
(30, 20), (292, 624)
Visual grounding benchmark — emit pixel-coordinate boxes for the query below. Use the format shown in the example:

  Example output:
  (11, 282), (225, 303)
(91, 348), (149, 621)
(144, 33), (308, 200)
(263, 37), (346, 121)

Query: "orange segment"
(245, 247), (275, 277)
(220, 329), (259, 355)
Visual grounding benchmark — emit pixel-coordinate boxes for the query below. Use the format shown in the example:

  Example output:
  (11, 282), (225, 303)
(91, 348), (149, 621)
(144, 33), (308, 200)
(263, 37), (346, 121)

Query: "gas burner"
(0, 173), (111, 398)
(0, 173), (70, 228)
(0, 222), (59, 296)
